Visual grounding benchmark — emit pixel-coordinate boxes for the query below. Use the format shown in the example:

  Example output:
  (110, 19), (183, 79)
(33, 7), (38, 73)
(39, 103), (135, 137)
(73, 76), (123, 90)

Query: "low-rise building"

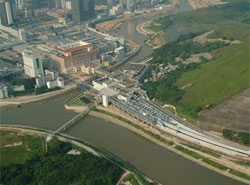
(35, 69), (64, 89)
(93, 78), (121, 91)
(81, 62), (99, 75)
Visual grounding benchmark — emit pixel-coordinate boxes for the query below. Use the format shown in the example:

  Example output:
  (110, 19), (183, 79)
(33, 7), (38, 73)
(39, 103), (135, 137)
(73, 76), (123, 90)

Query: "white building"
(65, 1), (71, 9)
(109, 4), (124, 16)
(35, 69), (64, 89)
(5, 2), (13, 25)
(23, 50), (44, 78)
(93, 78), (121, 91)
(115, 46), (125, 61)
(61, 0), (66, 8)
(81, 62), (99, 75)
(0, 84), (8, 99)
(102, 95), (108, 107)
(0, 25), (27, 42)
(18, 29), (26, 43)
(57, 77), (64, 88)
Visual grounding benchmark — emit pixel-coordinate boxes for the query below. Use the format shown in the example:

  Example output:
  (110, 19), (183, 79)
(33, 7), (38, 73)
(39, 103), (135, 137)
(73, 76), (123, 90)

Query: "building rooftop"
(99, 87), (119, 97)
(58, 40), (90, 50)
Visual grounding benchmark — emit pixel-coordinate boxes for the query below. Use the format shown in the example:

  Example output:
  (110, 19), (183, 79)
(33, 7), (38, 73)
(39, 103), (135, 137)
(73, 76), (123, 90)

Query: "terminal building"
(50, 41), (98, 73)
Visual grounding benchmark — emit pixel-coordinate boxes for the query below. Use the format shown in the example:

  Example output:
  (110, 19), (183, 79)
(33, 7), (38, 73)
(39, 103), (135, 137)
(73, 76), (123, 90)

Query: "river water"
(0, 1), (247, 185)
(0, 92), (246, 185)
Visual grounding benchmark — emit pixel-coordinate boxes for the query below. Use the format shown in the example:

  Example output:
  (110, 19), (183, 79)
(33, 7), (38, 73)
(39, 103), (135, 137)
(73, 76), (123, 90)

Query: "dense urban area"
(0, 0), (249, 184)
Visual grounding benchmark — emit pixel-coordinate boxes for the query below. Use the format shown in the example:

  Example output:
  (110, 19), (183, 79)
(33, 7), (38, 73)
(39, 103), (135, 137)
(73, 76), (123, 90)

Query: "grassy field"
(207, 26), (249, 42)
(68, 93), (95, 106)
(147, 23), (162, 33)
(0, 130), (45, 166)
(176, 42), (249, 108)
(181, 143), (221, 158)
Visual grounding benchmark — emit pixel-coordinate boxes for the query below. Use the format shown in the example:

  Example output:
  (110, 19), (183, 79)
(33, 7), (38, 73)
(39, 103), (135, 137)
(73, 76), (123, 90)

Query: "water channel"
(113, 0), (194, 64)
(0, 0), (247, 184)
(0, 91), (246, 185)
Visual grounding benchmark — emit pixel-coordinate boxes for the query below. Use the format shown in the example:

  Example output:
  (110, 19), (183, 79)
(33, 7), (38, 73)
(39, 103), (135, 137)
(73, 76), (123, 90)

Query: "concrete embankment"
(0, 85), (77, 107)
(64, 104), (89, 113)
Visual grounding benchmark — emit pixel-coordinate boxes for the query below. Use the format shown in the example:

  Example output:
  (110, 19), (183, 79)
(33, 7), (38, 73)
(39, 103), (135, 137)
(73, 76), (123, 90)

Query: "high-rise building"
(61, 0), (66, 8)
(88, 0), (94, 17)
(0, 2), (8, 25)
(23, 50), (44, 78)
(0, 0), (15, 25)
(107, 0), (114, 9)
(5, 2), (13, 24)
(71, 0), (94, 23)
(8, 0), (16, 19)
(55, 0), (61, 8)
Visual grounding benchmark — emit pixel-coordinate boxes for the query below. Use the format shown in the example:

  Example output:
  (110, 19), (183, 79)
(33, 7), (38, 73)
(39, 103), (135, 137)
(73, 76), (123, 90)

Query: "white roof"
(99, 87), (118, 97)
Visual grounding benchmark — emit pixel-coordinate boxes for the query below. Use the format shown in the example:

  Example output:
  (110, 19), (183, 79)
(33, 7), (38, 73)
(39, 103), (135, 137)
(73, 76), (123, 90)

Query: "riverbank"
(89, 108), (250, 184)
(136, 21), (156, 36)
(0, 84), (77, 107)
(96, 0), (180, 34)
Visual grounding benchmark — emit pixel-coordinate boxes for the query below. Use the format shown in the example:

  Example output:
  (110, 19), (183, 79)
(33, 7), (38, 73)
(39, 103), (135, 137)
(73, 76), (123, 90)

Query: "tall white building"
(18, 28), (26, 42)
(5, 2), (13, 24)
(102, 95), (108, 107)
(61, 0), (66, 8)
(65, 1), (71, 9)
(0, 1), (13, 25)
(22, 50), (44, 78)
(0, 84), (8, 99)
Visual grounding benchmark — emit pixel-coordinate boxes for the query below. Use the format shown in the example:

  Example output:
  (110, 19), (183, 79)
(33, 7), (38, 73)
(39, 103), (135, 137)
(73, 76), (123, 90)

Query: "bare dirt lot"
(198, 88), (250, 132)
(188, 0), (227, 9)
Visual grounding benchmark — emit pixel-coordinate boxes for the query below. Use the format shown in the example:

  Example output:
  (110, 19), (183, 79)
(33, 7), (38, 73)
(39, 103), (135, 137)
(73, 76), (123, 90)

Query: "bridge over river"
(53, 106), (92, 135)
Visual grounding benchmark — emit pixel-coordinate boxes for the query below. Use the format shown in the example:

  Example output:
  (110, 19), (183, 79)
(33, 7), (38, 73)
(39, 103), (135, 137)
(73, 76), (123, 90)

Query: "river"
(0, 1), (247, 184)
(113, 0), (193, 64)
(0, 91), (246, 185)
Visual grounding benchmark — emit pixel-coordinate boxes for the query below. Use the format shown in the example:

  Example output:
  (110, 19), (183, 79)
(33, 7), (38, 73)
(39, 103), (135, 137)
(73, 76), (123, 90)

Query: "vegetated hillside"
(168, 0), (249, 30)
(176, 42), (249, 107)
(0, 130), (123, 185)
(143, 0), (250, 130)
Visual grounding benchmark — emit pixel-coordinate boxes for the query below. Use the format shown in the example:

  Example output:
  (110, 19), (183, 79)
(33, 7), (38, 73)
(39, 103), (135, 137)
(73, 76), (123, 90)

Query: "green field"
(68, 93), (95, 106)
(0, 131), (45, 166)
(176, 42), (249, 107)
(147, 23), (163, 33)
